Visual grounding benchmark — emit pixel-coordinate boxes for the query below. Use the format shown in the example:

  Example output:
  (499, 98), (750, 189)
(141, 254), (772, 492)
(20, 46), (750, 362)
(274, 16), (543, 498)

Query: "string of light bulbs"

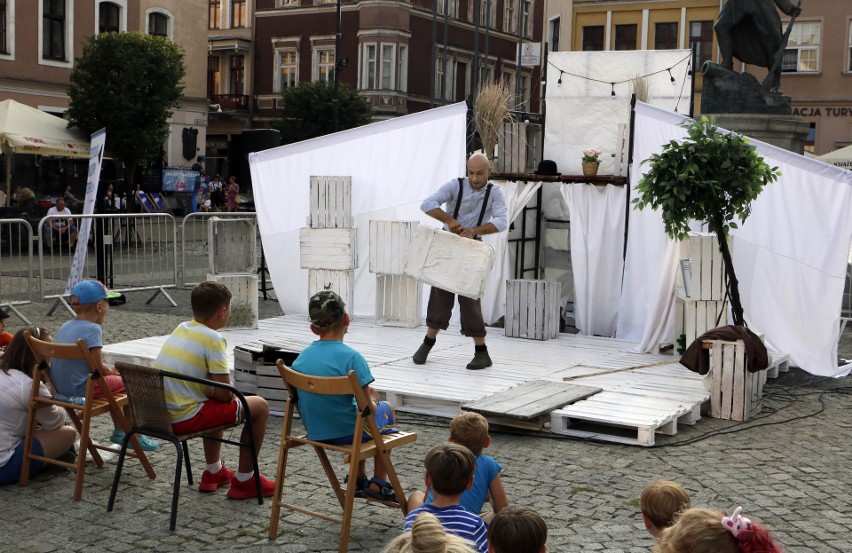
(549, 52), (692, 98)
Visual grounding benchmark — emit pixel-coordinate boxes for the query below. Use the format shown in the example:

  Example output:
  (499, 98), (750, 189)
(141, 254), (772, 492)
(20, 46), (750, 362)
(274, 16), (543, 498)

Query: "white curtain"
(561, 183), (626, 336)
(481, 180), (542, 324)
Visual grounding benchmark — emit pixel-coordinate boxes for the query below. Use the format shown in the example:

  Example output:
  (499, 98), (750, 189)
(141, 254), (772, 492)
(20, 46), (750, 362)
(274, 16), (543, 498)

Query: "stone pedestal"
(705, 114), (810, 154)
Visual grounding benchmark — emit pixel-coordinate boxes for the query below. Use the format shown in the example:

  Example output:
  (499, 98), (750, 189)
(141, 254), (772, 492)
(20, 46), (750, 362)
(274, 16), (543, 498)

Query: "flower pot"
(582, 161), (599, 177)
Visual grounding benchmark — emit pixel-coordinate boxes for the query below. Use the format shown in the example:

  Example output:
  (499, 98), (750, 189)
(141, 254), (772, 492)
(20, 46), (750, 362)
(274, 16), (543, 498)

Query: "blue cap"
(71, 280), (120, 305)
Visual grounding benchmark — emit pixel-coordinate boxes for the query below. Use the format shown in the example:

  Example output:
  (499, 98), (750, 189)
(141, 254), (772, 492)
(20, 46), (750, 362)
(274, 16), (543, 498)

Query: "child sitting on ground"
(384, 512), (478, 553)
(154, 280), (275, 499)
(404, 442), (489, 553)
(654, 506), (783, 553)
(291, 290), (399, 501)
(488, 505), (548, 553)
(51, 280), (159, 451)
(640, 480), (692, 538)
(408, 411), (508, 523)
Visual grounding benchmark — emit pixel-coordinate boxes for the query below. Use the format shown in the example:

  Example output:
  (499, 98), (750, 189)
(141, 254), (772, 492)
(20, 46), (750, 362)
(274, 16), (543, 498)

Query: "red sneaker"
(198, 464), (234, 493)
(226, 474), (276, 500)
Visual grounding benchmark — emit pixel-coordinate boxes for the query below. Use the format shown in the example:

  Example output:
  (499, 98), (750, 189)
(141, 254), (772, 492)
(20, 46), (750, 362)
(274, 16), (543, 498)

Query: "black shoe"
(412, 343), (432, 365)
(466, 351), (492, 370)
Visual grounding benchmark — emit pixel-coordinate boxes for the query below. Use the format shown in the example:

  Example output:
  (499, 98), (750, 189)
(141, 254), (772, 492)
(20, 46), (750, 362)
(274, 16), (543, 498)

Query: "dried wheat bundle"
(631, 75), (652, 103)
(473, 82), (513, 160)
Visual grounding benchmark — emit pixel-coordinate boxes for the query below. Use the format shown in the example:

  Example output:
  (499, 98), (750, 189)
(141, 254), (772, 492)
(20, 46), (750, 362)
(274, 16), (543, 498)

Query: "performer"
(412, 153), (507, 371)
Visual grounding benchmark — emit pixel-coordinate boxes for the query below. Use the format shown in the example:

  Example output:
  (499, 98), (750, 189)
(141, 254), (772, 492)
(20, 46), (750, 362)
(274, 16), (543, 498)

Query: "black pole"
(333, 0), (342, 132)
(442, 5), (448, 102)
(430, 0), (437, 107)
(473, 0), (481, 101)
(624, 94), (637, 262)
(689, 42), (697, 118)
(258, 246), (269, 301)
(515, 2), (523, 102)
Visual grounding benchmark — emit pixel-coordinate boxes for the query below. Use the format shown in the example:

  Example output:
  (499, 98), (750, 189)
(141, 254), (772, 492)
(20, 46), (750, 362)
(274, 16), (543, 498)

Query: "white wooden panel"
(369, 220), (417, 275)
(308, 268), (354, 310)
(678, 232), (726, 300)
(375, 274), (422, 327)
(299, 227), (358, 270)
(706, 339), (766, 421)
(208, 217), (257, 274)
(403, 226), (495, 299)
(674, 298), (727, 352)
(309, 176), (352, 229)
(207, 273), (258, 329)
(505, 279), (561, 340)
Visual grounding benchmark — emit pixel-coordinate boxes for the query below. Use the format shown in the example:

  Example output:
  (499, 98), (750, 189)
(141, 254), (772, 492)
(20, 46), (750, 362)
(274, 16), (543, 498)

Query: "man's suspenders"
(453, 177), (493, 227)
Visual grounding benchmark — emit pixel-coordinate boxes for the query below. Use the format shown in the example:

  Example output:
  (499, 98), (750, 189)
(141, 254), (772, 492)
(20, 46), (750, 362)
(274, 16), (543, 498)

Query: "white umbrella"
(816, 144), (852, 170)
(0, 99), (90, 203)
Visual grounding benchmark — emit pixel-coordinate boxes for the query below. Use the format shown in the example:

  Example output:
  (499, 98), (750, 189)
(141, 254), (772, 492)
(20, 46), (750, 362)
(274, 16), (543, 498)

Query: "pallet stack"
(505, 279), (561, 340)
(300, 176), (357, 307)
(369, 220), (422, 327)
(705, 339), (767, 421)
(207, 217), (258, 329)
(674, 232), (728, 352)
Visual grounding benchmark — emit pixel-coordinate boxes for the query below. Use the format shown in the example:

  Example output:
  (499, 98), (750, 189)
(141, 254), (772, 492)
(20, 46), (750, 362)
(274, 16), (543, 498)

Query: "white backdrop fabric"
(619, 102), (852, 378)
(561, 183), (626, 336)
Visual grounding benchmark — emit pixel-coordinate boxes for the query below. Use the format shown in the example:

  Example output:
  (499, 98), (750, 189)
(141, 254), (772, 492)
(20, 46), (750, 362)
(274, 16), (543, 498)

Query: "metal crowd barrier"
(0, 218), (35, 323)
(180, 212), (262, 287)
(37, 213), (178, 315)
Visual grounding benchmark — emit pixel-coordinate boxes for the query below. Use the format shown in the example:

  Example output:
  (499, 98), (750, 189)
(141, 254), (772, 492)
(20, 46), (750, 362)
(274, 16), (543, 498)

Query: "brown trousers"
(425, 286), (486, 338)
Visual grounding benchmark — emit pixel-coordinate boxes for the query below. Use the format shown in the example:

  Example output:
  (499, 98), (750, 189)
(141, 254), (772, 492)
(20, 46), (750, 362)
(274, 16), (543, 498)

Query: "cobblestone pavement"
(1, 290), (850, 553)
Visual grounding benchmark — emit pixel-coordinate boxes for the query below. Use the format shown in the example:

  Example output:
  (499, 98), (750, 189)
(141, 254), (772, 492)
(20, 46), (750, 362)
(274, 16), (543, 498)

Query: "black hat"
(308, 290), (346, 328)
(534, 159), (560, 176)
(0, 309), (8, 320)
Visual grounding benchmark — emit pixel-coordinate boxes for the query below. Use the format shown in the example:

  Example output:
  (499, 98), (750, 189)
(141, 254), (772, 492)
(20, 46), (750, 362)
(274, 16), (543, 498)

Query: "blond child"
(640, 480), (691, 537)
(654, 506), (783, 553)
(488, 505), (548, 553)
(408, 411), (508, 524)
(384, 512), (478, 553)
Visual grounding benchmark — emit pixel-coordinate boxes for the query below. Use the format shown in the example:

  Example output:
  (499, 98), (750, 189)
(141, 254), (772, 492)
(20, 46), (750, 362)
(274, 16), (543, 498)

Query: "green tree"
(633, 116), (780, 327)
(66, 32), (185, 185)
(274, 81), (373, 145)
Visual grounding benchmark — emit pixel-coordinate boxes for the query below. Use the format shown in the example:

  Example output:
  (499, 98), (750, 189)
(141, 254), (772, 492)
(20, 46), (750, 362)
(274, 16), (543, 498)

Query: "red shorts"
(93, 374), (125, 399)
(172, 399), (242, 435)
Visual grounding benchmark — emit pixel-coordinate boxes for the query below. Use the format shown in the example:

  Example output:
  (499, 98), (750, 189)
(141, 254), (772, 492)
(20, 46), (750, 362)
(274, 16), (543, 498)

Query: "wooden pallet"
(463, 381), (601, 420)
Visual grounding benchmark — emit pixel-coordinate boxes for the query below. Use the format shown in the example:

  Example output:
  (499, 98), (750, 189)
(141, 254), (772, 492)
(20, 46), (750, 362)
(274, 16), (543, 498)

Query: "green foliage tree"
(66, 32), (186, 185)
(273, 81), (373, 145)
(633, 116), (780, 327)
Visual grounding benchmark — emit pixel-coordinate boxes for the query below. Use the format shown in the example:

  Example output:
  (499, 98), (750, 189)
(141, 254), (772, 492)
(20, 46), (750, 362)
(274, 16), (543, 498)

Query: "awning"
(816, 144), (852, 170)
(0, 99), (90, 158)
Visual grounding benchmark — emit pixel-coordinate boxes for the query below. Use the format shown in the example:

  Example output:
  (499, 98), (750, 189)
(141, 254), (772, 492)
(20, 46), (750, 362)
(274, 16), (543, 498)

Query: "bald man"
(413, 153), (508, 371)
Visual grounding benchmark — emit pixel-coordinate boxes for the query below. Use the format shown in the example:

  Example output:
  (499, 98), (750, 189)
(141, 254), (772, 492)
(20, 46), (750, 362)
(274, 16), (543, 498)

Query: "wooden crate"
(208, 217), (257, 274)
(494, 122), (542, 173)
(678, 232), (725, 300)
(308, 268), (354, 310)
(403, 226), (495, 299)
(310, 175), (352, 229)
(369, 220), (417, 275)
(207, 273), (258, 329)
(376, 274), (422, 327)
(674, 297), (728, 353)
(706, 339), (767, 421)
(233, 345), (300, 415)
(505, 279), (561, 340)
(299, 227), (358, 270)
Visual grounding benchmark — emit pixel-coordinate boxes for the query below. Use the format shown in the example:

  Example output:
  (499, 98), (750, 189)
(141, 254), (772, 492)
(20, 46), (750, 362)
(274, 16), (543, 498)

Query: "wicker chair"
(107, 361), (263, 531)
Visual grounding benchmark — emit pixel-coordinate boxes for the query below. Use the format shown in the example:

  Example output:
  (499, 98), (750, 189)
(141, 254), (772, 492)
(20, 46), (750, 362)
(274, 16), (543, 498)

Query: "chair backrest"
(114, 362), (176, 438)
(139, 192), (156, 213)
(150, 192), (167, 211)
(24, 331), (101, 394)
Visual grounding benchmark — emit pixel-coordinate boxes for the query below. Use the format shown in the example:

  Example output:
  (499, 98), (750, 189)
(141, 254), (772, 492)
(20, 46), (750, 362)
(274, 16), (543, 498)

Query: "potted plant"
(581, 148), (602, 177)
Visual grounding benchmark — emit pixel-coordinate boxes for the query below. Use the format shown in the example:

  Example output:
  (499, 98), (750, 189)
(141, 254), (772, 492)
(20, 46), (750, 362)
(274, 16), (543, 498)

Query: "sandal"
(343, 474), (370, 497)
(362, 477), (397, 503)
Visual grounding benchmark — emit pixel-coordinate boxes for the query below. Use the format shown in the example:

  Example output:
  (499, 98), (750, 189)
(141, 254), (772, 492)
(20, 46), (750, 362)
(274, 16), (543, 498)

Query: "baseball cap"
(308, 290), (346, 328)
(70, 280), (121, 306)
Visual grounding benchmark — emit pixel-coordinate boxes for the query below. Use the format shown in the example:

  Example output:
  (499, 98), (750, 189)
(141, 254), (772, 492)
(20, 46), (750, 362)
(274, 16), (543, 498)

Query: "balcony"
(211, 94), (249, 111)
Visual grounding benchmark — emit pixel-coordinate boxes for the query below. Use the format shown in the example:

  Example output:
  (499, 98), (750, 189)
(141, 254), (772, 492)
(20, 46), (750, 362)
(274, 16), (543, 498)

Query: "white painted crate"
(505, 279), (561, 340)
(299, 227), (358, 270)
(233, 345), (300, 415)
(706, 339), (767, 421)
(403, 226), (495, 299)
(369, 220), (417, 275)
(308, 268), (354, 310)
(208, 217), (257, 274)
(309, 176), (352, 229)
(376, 274), (422, 327)
(674, 298), (728, 353)
(678, 232), (725, 300)
(207, 273), (258, 329)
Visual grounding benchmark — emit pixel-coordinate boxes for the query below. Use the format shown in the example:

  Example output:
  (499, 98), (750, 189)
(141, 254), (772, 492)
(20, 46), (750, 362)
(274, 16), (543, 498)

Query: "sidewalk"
(1, 291), (849, 552)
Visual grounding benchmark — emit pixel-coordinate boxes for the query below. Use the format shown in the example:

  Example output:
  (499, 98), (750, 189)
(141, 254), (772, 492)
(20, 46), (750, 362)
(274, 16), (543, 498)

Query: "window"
(518, 74), (530, 109)
(654, 22), (678, 50)
(504, 0), (517, 34)
(478, 0), (496, 28)
(435, 58), (454, 100)
(316, 0), (336, 4)
(438, 0), (455, 18)
(316, 48), (335, 82)
(209, 0), (220, 29)
(230, 54), (244, 93)
(804, 122), (816, 154)
(278, 0), (299, 5)
(208, 55), (220, 97)
(277, 50), (298, 91)
(398, 45), (408, 92)
(848, 21), (852, 72)
(783, 21), (820, 73)
(363, 44), (376, 89)
(614, 24), (637, 51)
(43, 0), (66, 61)
(149, 12), (168, 36)
(0, 0), (8, 54)
(690, 20), (713, 67)
(381, 44), (394, 90)
(479, 64), (492, 86)
(582, 26), (604, 51)
(521, 0), (532, 38)
(549, 17), (560, 53)
(231, 0), (246, 28)
(98, 2), (120, 33)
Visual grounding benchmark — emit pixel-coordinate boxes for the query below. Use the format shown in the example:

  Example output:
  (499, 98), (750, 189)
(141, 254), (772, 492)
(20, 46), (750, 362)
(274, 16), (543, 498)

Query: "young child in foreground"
(654, 506), (784, 553)
(488, 505), (548, 553)
(408, 411), (508, 523)
(52, 280), (159, 450)
(154, 280), (275, 499)
(384, 512), (477, 553)
(404, 442), (489, 553)
(640, 480), (691, 537)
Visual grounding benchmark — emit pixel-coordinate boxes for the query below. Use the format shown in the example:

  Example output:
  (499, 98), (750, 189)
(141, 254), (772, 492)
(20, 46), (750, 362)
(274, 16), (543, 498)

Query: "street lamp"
(333, 0), (342, 132)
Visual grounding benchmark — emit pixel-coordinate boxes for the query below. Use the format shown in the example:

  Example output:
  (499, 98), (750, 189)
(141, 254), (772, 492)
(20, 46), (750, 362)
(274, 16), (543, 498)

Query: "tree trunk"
(713, 220), (745, 327)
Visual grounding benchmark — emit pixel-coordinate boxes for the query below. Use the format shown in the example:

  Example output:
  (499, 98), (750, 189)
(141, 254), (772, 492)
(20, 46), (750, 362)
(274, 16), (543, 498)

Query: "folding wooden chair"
(268, 361), (417, 552)
(107, 362), (263, 531)
(21, 332), (156, 501)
